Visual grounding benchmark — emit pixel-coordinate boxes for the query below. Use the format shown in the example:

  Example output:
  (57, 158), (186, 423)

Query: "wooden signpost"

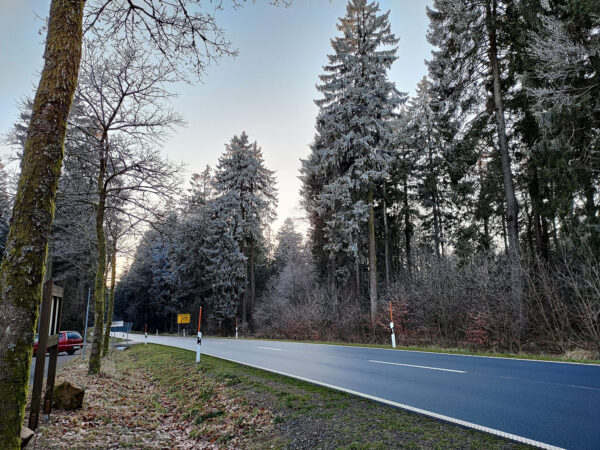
(29, 281), (63, 430)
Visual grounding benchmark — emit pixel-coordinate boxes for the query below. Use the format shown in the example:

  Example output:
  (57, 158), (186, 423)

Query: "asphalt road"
(116, 334), (600, 449)
(29, 352), (79, 385)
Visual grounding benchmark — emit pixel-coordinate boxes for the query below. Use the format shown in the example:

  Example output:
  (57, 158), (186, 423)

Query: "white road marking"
(369, 360), (467, 374)
(568, 384), (600, 391)
(499, 375), (600, 391)
(198, 350), (563, 450)
(258, 346), (282, 351)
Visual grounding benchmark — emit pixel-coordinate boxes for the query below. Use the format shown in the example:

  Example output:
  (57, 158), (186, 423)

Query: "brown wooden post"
(28, 281), (53, 430)
(43, 285), (63, 415)
(28, 281), (63, 429)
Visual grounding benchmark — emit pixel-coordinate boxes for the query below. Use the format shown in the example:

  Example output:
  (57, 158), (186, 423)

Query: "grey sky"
(0, 0), (433, 233)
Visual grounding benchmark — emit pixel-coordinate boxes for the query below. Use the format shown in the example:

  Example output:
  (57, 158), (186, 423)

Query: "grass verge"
(32, 344), (529, 449)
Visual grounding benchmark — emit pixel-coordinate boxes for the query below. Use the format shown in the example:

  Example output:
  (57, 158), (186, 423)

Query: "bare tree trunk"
(89, 142), (108, 374)
(427, 131), (442, 260)
(0, 2), (83, 447)
(483, 217), (490, 251)
(486, 0), (523, 339)
(367, 188), (378, 330)
(242, 259), (248, 329)
(403, 178), (413, 276)
(102, 241), (117, 356)
(526, 208), (535, 255)
(541, 217), (550, 258)
(250, 237), (255, 318)
(355, 254), (360, 297)
(433, 200), (442, 260)
(383, 183), (390, 290)
(529, 168), (549, 260)
(501, 212), (509, 255)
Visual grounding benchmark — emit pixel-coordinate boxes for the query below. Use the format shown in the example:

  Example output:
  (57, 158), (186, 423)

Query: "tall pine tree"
(302, 0), (401, 328)
(214, 132), (277, 328)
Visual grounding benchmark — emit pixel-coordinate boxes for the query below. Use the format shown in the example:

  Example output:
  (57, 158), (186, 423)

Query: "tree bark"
(0, 2), (83, 447)
(88, 140), (108, 374)
(427, 125), (442, 260)
(242, 248), (248, 330)
(432, 197), (442, 260)
(486, 0), (523, 339)
(382, 183), (390, 290)
(367, 188), (378, 330)
(483, 217), (490, 251)
(250, 237), (255, 316)
(102, 241), (117, 356)
(403, 177), (413, 276)
(355, 254), (361, 297)
(501, 212), (509, 255)
(529, 168), (549, 260)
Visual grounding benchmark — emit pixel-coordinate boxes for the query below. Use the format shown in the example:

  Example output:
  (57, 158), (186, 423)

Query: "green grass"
(120, 343), (530, 449)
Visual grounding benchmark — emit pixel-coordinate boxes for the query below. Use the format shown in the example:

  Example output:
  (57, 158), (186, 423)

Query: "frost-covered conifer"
(302, 0), (402, 327)
(213, 132), (277, 326)
(202, 197), (247, 325)
(187, 165), (214, 212)
(273, 218), (303, 270)
(405, 78), (452, 260)
(427, 0), (524, 335)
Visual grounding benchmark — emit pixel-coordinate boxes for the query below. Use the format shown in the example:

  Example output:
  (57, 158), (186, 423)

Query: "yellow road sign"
(177, 313), (191, 324)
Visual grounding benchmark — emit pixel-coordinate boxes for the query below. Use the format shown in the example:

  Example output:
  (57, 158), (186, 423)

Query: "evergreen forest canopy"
(1, 0), (599, 362)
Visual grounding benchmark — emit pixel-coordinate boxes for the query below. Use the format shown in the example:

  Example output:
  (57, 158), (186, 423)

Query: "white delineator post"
(156, 329), (158, 336)
(145, 323), (148, 345)
(196, 307), (203, 364)
(235, 317), (238, 340)
(389, 301), (396, 349)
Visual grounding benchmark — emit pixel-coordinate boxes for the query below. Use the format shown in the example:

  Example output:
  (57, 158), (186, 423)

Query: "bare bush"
(254, 240), (599, 358)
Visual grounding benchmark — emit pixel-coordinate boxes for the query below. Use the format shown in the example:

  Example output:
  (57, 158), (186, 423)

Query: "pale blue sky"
(0, 0), (433, 231)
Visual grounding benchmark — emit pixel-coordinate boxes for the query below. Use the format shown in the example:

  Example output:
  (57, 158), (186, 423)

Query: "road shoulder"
(28, 344), (529, 449)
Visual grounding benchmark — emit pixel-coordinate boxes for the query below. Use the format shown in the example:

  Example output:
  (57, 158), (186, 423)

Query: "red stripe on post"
(198, 307), (202, 332)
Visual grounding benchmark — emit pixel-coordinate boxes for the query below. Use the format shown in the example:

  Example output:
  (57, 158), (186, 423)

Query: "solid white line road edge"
(369, 359), (467, 373)
(199, 350), (563, 450)
(201, 336), (600, 367)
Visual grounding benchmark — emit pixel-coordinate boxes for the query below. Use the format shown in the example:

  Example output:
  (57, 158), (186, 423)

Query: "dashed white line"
(369, 360), (467, 374)
(568, 384), (600, 391)
(258, 346), (282, 351)
(200, 351), (563, 450)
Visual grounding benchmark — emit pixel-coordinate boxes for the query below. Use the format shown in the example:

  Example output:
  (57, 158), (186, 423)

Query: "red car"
(33, 331), (84, 355)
